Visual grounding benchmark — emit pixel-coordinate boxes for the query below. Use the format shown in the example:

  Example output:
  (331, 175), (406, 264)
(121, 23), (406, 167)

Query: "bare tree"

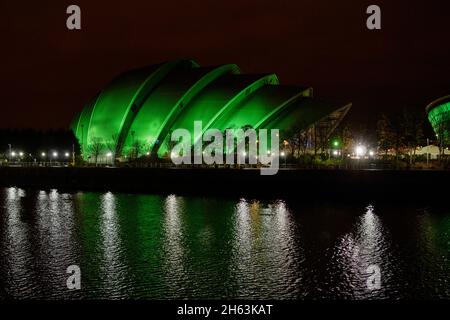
(400, 109), (425, 164)
(129, 139), (146, 159)
(377, 113), (395, 156)
(88, 137), (104, 165)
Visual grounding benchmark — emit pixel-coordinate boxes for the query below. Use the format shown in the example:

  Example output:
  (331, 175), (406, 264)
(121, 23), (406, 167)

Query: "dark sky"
(1, 0), (449, 130)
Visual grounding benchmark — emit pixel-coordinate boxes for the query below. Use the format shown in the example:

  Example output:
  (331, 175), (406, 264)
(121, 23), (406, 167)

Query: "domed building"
(426, 95), (450, 145)
(71, 59), (351, 162)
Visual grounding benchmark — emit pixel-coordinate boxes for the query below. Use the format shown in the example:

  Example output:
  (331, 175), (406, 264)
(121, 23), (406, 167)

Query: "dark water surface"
(1, 187), (449, 299)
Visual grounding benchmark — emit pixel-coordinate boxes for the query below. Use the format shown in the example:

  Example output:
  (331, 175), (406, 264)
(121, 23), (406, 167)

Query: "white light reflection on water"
(100, 191), (126, 297)
(332, 204), (398, 299)
(162, 194), (186, 296)
(35, 189), (77, 297)
(230, 198), (302, 299)
(2, 187), (36, 297)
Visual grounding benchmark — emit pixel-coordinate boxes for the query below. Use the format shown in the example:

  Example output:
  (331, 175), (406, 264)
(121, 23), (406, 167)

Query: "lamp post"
(52, 151), (58, 165)
(72, 144), (75, 167)
(81, 124), (84, 158)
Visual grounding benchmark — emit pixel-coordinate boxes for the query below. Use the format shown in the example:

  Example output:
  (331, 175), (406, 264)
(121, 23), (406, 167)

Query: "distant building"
(72, 60), (351, 161)
(426, 95), (450, 146)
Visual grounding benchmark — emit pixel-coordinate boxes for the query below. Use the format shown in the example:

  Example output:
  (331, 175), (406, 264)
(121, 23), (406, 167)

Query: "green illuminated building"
(71, 60), (351, 161)
(426, 95), (450, 145)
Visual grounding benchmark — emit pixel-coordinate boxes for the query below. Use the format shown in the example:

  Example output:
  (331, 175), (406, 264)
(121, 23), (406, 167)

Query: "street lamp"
(53, 151), (58, 158)
(65, 152), (70, 158)
(281, 151), (286, 167)
(106, 151), (112, 165)
(355, 145), (366, 158)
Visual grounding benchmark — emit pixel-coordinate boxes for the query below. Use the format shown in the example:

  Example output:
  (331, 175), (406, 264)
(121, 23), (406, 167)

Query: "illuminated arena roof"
(426, 95), (450, 143)
(71, 60), (351, 160)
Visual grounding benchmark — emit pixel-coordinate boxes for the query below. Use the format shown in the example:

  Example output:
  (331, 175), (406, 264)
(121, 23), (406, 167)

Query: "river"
(1, 187), (449, 299)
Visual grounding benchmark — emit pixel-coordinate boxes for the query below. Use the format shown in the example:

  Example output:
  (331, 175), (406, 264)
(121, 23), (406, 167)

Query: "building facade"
(72, 60), (351, 162)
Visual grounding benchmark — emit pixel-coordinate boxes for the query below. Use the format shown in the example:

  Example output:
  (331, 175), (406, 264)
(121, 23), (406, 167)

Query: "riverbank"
(0, 167), (447, 199)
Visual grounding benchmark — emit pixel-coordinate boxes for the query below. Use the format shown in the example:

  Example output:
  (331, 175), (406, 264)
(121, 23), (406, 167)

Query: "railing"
(0, 161), (70, 167)
(0, 160), (448, 170)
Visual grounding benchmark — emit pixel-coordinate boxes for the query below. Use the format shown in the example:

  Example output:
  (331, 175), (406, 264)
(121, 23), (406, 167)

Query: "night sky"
(1, 0), (449, 131)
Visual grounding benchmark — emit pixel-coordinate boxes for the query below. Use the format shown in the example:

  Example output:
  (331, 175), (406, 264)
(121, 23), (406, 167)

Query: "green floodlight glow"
(71, 60), (352, 161)
(426, 96), (450, 143)
(333, 140), (340, 147)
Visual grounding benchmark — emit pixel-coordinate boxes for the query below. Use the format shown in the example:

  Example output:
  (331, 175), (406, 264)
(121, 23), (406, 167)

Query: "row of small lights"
(9, 151), (71, 159)
(101, 145), (376, 159)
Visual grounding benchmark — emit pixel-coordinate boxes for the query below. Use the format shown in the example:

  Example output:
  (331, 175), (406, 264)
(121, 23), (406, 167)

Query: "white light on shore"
(355, 145), (366, 157)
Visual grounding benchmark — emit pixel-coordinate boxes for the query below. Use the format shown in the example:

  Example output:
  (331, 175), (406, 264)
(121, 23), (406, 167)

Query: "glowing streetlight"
(333, 150), (339, 156)
(65, 152), (70, 158)
(19, 151), (24, 157)
(41, 152), (46, 157)
(106, 152), (112, 157)
(281, 152), (285, 156)
(355, 145), (366, 157)
(53, 151), (58, 158)
(11, 151), (16, 157)
(369, 150), (375, 157)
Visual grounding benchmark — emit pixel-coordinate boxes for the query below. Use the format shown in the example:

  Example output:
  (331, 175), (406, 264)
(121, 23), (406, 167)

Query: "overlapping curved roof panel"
(72, 59), (351, 160)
